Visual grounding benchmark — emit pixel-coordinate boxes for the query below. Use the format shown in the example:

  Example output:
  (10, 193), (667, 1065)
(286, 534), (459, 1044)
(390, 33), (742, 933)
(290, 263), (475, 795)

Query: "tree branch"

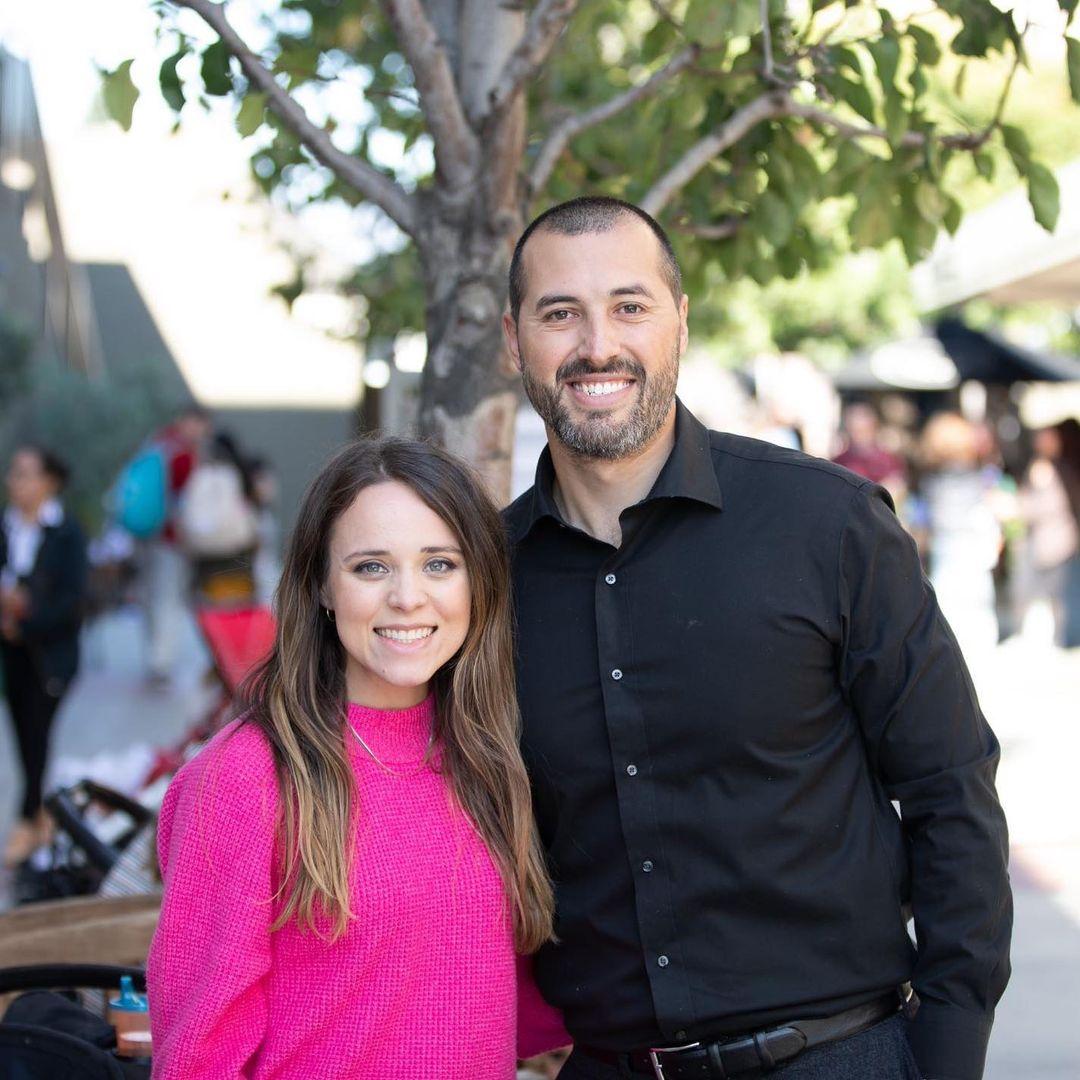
(642, 85), (1001, 218)
(677, 217), (743, 240)
(171, 0), (417, 236)
(486, 0), (580, 117)
(641, 91), (789, 215)
(380, 0), (479, 189)
(528, 45), (699, 196)
(787, 102), (991, 151)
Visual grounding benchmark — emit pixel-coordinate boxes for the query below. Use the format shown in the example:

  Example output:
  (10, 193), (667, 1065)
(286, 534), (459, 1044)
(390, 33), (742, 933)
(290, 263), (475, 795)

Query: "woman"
(148, 437), (567, 1078)
(917, 412), (1003, 664)
(1, 444), (87, 866)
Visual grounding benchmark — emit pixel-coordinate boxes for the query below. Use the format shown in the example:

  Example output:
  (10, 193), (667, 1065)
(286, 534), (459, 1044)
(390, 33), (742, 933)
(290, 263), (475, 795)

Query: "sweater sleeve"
(516, 954), (572, 1059)
(148, 723), (278, 1079)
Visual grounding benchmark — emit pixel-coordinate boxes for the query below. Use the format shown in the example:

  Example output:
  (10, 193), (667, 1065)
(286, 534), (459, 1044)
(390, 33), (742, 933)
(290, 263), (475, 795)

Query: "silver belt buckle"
(648, 1040), (701, 1080)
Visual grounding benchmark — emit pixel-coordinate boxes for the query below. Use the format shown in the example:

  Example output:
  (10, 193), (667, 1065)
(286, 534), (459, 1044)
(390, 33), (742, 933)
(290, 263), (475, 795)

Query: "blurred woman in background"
(1, 444), (87, 866)
(918, 413), (1004, 664)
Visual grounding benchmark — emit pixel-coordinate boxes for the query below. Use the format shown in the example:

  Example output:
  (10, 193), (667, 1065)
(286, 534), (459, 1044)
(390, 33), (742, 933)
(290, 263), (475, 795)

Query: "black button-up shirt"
(505, 401), (1011, 1080)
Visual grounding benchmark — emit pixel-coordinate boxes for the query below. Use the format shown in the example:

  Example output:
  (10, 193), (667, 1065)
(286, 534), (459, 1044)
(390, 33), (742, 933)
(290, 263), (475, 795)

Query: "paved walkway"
(0, 611), (1077, 1074)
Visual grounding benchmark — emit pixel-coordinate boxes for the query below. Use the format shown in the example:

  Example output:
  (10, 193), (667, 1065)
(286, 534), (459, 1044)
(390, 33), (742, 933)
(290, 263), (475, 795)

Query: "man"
(502, 197), (1010, 1080)
(832, 400), (907, 504)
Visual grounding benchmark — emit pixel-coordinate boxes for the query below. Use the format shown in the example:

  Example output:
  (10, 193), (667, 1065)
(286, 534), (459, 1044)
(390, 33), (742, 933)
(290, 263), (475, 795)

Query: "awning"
(833, 334), (960, 392)
(934, 318), (1080, 384)
(912, 159), (1080, 308)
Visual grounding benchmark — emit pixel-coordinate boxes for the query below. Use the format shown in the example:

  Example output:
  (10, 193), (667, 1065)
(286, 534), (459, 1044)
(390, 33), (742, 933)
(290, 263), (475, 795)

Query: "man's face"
(504, 218), (688, 461)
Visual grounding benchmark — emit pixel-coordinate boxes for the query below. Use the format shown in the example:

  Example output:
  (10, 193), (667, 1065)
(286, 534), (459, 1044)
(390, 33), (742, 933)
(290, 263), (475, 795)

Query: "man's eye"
(620, 303), (644, 314)
(544, 309), (572, 321)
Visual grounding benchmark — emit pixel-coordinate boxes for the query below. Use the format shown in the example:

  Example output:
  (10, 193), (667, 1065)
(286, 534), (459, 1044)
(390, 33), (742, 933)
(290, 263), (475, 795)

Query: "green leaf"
(953, 62), (969, 96)
(1067, 38), (1080, 104)
(684, 0), (761, 47)
(201, 39), (233, 96)
(1002, 124), (1032, 174)
(943, 196), (964, 236)
(829, 45), (863, 78)
(973, 150), (995, 181)
(914, 181), (948, 223)
(754, 189), (795, 248)
(910, 65), (928, 100)
(1027, 161), (1060, 231)
(850, 196), (893, 250)
(101, 59), (140, 132)
(868, 36), (900, 90)
(883, 91), (909, 148)
(908, 25), (942, 67)
(236, 92), (267, 137)
(822, 73), (876, 124)
(952, 22), (987, 58)
(159, 50), (186, 113)
(923, 126), (942, 178)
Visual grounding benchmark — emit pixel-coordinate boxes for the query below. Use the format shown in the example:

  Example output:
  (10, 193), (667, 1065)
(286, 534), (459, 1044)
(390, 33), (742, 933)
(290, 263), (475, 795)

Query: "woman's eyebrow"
(344, 546), (463, 559)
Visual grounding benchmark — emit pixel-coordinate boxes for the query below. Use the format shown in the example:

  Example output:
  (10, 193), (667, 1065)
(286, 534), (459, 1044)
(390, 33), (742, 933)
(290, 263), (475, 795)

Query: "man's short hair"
(508, 196), (682, 321)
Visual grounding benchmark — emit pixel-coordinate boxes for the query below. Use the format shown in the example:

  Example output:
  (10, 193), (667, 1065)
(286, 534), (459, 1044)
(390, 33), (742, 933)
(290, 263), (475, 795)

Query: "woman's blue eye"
(355, 562), (388, 575)
(426, 558), (456, 573)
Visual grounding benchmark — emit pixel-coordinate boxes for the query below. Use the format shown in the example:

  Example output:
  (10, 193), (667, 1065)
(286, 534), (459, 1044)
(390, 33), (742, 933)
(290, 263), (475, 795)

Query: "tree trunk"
(415, 193), (523, 505)
(413, 0), (528, 506)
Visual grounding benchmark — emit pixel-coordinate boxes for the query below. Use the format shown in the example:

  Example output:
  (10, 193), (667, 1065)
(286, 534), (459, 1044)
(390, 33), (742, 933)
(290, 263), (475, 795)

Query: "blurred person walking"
(918, 412), (1004, 663)
(177, 430), (260, 607)
(833, 400), (908, 504)
(129, 405), (211, 688)
(0, 445), (87, 866)
(1018, 423), (1080, 647)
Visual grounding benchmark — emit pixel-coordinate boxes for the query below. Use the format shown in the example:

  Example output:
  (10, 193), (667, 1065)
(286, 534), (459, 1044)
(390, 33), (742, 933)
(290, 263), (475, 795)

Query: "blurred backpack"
(176, 461), (258, 557)
(113, 445), (168, 539)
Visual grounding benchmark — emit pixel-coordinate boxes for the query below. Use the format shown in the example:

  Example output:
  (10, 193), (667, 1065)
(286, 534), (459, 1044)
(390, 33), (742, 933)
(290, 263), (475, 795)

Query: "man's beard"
(520, 346), (680, 461)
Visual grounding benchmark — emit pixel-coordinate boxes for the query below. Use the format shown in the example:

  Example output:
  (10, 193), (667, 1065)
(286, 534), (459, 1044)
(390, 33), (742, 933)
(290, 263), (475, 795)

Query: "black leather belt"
(579, 988), (913, 1078)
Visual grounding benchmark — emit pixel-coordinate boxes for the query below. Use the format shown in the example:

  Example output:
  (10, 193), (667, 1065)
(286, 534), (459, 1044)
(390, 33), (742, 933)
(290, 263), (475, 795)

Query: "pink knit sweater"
(147, 696), (568, 1078)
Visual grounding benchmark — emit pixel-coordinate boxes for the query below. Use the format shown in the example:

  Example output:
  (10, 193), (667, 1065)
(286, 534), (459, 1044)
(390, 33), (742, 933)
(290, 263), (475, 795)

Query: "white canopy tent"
(912, 159), (1080, 310)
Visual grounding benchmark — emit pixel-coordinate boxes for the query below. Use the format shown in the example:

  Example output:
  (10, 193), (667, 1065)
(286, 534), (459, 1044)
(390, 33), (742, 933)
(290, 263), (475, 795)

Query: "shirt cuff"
(905, 1000), (993, 1080)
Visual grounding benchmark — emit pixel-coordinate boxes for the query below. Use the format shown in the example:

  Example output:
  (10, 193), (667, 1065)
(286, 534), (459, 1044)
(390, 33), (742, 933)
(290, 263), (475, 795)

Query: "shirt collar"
(508, 398), (722, 543)
(3, 498), (64, 533)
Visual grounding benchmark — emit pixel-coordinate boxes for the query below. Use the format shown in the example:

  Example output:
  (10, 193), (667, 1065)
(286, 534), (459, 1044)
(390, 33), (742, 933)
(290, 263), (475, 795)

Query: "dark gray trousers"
(557, 1015), (922, 1080)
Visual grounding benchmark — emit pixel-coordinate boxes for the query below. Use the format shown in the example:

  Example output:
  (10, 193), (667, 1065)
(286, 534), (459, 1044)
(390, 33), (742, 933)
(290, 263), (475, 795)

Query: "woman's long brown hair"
(238, 437), (554, 950)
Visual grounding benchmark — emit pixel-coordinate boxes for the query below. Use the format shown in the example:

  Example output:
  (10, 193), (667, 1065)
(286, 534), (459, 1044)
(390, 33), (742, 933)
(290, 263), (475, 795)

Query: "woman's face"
(5, 449), (57, 515)
(324, 480), (471, 709)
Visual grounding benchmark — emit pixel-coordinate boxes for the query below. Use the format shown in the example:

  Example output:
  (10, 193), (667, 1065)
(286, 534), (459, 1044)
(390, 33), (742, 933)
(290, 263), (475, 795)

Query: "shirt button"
(611, 668), (623, 680)
(605, 573), (617, 585)
(658, 954), (670, 968)
(642, 860), (654, 872)
(675, 1030), (687, 1042)
(626, 764), (638, 776)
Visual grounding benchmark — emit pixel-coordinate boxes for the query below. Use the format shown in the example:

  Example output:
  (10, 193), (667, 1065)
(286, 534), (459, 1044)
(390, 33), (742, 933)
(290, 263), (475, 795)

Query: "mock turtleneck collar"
(346, 694), (436, 765)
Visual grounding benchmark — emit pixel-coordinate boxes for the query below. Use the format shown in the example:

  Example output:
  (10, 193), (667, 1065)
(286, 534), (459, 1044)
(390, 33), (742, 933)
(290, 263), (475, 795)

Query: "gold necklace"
(346, 723), (434, 778)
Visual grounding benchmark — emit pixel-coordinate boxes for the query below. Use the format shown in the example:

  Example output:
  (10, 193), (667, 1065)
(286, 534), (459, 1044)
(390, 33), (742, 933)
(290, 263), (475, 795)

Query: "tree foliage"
(100, 0), (1080, 490)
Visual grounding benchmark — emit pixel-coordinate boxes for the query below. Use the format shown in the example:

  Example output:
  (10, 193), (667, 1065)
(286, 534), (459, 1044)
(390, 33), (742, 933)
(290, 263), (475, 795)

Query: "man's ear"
(678, 293), (689, 356)
(502, 310), (523, 372)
